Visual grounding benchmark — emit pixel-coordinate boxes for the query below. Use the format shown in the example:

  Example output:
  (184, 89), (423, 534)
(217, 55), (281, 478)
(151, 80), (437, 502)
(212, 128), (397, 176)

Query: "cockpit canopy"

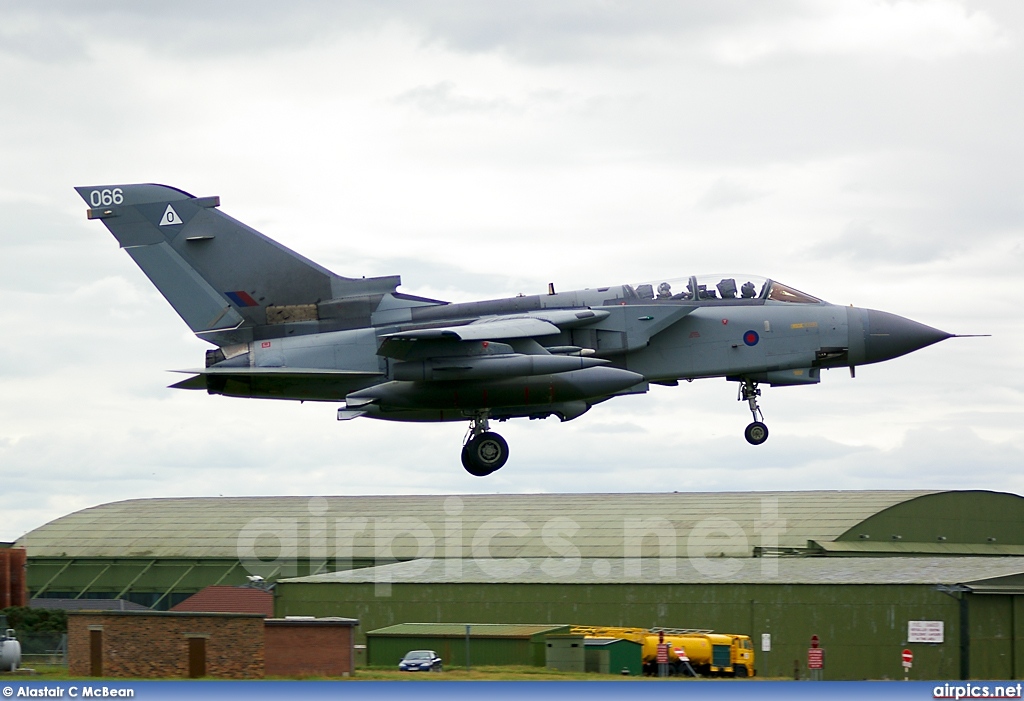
(630, 274), (823, 304)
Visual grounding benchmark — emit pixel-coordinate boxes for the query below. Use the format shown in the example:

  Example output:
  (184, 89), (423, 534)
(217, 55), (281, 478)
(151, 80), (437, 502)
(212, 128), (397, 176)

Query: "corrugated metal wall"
(368, 634), (540, 667)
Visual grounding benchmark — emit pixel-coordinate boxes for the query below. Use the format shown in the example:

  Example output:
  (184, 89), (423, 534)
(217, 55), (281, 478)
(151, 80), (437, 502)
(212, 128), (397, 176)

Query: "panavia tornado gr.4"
(76, 183), (967, 476)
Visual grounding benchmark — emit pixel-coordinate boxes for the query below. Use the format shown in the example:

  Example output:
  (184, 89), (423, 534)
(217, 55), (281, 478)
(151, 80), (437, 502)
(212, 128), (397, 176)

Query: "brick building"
(0, 548), (27, 608)
(68, 610), (264, 679)
(264, 617), (358, 677)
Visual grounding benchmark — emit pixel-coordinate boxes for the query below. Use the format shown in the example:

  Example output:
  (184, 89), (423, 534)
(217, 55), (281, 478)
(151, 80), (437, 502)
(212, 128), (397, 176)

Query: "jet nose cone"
(862, 309), (951, 364)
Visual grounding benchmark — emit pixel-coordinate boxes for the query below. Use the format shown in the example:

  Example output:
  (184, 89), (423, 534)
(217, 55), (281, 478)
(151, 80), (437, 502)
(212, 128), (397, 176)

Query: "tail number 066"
(89, 188), (124, 207)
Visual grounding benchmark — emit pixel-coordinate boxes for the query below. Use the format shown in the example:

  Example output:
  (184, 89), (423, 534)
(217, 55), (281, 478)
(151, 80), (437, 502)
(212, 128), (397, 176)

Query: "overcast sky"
(1, 1), (1022, 541)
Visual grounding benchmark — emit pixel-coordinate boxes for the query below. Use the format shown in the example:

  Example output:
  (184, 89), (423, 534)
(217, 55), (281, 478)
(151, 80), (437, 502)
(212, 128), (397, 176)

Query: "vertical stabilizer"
(75, 184), (399, 345)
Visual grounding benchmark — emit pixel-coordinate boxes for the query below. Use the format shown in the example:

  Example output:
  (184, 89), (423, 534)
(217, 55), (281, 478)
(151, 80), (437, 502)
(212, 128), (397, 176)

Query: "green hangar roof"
(17, 490), (1024, 560)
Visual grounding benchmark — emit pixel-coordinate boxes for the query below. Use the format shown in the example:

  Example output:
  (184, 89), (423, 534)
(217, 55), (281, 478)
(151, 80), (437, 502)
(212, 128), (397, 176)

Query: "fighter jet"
(76, 183), (963, 476)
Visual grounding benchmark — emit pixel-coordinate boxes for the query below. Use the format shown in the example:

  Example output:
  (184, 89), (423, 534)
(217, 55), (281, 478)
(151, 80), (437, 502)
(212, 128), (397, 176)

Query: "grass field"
(6, 664), (761, 682)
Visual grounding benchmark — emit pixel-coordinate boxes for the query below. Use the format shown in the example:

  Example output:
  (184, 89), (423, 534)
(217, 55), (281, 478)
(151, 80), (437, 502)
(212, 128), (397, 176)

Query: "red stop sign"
(902, 649), (913, 665)
(810, 635), (820, 648)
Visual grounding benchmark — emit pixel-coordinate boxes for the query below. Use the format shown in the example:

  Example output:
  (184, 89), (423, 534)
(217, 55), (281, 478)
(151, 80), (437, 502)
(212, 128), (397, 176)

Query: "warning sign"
(908, 621), (944, 643)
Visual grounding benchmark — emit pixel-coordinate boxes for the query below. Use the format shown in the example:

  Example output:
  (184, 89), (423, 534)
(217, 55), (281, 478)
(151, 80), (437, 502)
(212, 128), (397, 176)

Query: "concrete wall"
(68, 611), (264, 679)
(545, 635), (585, 672)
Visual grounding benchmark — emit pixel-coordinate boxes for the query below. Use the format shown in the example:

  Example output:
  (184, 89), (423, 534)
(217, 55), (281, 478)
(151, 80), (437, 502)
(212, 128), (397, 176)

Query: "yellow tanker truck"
(570, 626), (755, 677)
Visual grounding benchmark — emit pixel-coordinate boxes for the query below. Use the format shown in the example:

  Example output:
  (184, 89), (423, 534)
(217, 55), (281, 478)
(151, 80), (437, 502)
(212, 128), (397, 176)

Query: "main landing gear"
(739, 379), (769, 445)
(461, 414), (509, 477)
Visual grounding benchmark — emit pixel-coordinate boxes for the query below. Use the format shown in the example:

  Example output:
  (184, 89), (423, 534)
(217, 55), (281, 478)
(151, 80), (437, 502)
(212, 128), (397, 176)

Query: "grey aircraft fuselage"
(75, 183), (957, 476)
(236, 283), (919, 412)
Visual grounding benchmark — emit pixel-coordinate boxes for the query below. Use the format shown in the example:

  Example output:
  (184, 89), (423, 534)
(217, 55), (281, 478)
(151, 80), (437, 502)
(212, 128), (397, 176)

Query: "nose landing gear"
(739, 379), (769, 445)
(461, 414), (509, 476)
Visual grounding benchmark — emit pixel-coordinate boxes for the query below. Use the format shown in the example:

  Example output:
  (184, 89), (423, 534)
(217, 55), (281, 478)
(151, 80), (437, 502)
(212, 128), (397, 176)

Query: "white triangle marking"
(160, 204), (183, 226)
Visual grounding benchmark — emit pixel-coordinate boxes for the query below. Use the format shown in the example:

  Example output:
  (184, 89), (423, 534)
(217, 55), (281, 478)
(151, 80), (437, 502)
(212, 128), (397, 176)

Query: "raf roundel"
(743, 330), (760, 346)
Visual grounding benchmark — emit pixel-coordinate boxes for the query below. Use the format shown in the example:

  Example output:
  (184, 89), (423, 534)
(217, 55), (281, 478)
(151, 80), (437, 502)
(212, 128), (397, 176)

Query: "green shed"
(585, 637), (643, 676)
(365, 623), (571, 667)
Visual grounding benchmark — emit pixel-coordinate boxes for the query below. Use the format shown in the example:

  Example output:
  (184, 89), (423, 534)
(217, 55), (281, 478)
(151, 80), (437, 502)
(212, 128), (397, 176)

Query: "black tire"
(734, 664), (748, 677)
(744, 421), (769, 445)
(461, 432), (509, 476)
(461, 445), (489, 476)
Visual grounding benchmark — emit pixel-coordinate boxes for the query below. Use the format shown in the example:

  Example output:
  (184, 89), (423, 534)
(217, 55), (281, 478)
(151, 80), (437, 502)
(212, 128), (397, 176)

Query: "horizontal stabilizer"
(168, 375), (207, 390)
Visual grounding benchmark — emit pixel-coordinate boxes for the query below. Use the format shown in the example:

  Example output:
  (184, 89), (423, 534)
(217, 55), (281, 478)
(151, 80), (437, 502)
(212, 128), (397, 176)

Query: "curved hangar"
(16, 490), (1024, 680)
(16, 489), (1024, 606)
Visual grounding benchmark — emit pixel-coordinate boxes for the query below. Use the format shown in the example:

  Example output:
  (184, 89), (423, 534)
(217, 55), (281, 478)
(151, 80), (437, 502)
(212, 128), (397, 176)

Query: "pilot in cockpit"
(657, 282), (672, 299)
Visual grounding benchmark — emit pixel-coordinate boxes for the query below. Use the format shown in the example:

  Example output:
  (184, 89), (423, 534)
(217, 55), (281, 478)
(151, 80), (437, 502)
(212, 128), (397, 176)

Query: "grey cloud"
(696, 177), (768, 211)
(323, 254), (534, 300)
(0, 2), (810, 64)
(398, 1), (778, 63)
(579, 422), (647, 435)
(0, 3), (375, 61)
(810, 219), (944, 265)
(392, 81), (519, 116)
(0, 20), (88, 63)
(515, 423), (1024, 495)
(0, 203), (121, 294)
(812, 426), (1024, 492)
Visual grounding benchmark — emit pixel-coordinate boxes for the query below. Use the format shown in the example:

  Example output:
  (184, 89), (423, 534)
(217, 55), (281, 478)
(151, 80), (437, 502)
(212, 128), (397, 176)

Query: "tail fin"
(75, 184), (400, 345)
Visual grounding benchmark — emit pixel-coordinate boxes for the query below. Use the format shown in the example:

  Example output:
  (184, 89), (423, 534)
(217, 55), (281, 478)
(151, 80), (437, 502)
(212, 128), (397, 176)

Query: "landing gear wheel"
(461, 445), (488, 476)
(738, 379), (769, 446)
(461, 431), (509, 476)
(744, 421), (769, 445)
